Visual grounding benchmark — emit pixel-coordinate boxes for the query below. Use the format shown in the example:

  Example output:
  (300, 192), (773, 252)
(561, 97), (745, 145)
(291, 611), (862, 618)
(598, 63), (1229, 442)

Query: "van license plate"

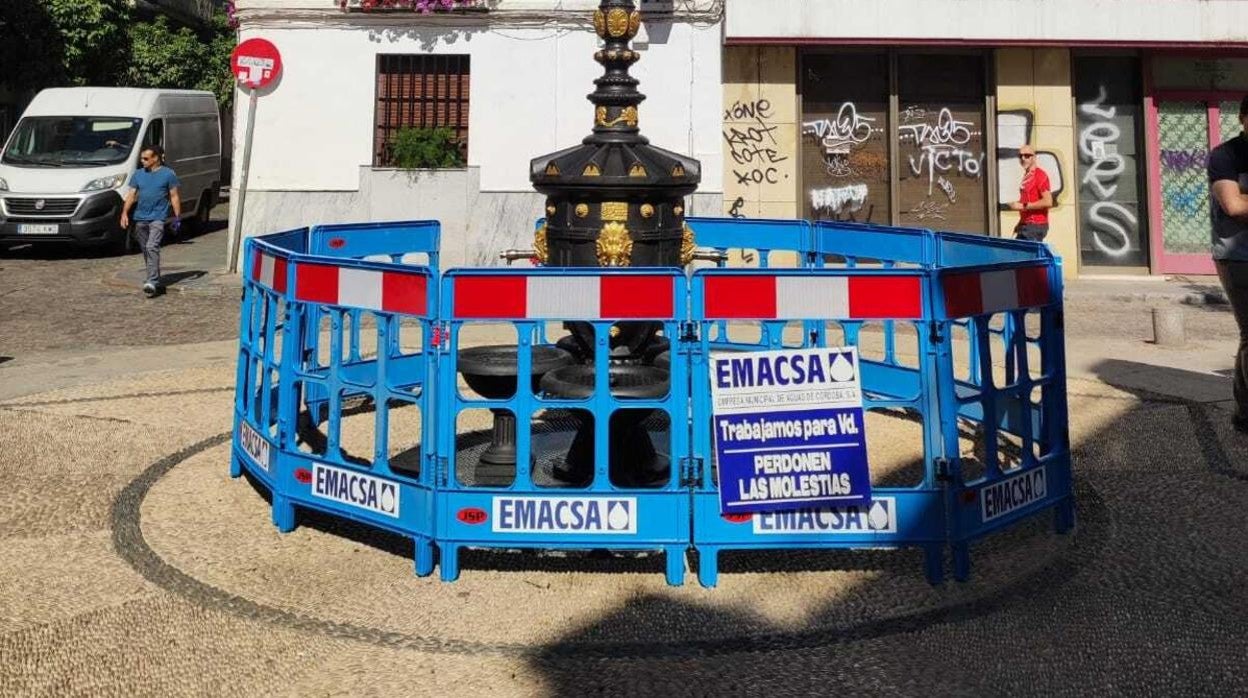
(18, 224), (58, 235)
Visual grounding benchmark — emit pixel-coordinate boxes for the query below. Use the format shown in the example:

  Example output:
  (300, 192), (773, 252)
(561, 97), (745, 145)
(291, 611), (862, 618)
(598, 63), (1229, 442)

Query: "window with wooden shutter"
(373, 54), (470, 167)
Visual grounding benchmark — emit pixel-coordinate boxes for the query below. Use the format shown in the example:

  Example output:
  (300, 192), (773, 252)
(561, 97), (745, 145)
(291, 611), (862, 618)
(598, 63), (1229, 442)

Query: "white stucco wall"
(726, 0), (1248, 44)
(231, 15), (723, 194)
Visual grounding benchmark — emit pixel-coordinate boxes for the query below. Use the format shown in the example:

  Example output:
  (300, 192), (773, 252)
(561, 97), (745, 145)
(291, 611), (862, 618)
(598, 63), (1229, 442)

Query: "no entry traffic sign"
(231, 38), (282, 89)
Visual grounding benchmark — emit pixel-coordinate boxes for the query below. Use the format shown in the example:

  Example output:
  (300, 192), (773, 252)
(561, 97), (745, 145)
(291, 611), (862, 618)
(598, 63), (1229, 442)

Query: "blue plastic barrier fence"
(230, 217), (1074, 587)
(688, 267), (949, 585)
(435, 268), (692, 585)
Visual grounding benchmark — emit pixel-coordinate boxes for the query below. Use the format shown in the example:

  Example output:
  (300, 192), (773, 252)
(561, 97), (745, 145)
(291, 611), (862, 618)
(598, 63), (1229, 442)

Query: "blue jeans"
(135, 219), (164, 285)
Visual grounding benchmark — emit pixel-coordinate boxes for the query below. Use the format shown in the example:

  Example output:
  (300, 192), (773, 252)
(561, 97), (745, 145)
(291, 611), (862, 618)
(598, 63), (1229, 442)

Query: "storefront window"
(1157, 101), (1212, 256)
(1073, 56), (1149, 267)
(800, 53), (890, 223)
(896, 54), (988, 232)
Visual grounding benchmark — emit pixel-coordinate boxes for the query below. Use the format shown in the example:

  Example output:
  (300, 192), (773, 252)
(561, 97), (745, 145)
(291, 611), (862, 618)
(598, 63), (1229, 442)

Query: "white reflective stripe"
(978, 269), (1019, 315)
(527, 276), (600, 318)
(259, 254), (276, 287)
(776, 276), (849, 318)
(338, 267), (383, 311)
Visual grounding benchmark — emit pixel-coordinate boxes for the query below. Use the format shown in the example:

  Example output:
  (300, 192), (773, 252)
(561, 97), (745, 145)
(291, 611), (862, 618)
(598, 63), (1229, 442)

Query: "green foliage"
(389, 127), (465, 169)
(46, 0), (131, 86)
(124, 12), (237, 107)
(0, 0), (65, 90)
(0, 1), (235, 108)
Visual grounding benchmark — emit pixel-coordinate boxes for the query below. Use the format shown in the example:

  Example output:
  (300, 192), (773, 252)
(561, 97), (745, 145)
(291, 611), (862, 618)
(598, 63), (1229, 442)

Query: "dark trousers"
(1216, 259), (1248, 419)
(1014, 223), (1049, 241)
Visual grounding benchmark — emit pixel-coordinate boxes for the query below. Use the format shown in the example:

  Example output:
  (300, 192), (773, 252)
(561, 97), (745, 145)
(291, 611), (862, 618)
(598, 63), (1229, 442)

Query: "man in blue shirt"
(120, 146), (181, 297)
(1208, 95), (1248, 434)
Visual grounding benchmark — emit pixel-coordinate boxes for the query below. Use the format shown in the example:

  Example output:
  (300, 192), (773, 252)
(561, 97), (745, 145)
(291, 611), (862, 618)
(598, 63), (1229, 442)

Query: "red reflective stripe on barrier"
(382, 272), (427, 315)
(297, 263), (340, 305)
(1015, 266), (1050, 307)
(454, 276), (526, 318)
(848, 276), (922, 318)
(250, 249), (263, 281)
(942, 272), (984, 317)
(600, 276), (674, 318)
(704, 275), (777, 318)
(271, 257), (288, 294)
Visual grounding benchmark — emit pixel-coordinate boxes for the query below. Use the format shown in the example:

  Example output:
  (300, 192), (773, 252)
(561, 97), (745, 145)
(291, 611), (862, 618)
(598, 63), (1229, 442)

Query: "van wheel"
(187, 191), (215, 235)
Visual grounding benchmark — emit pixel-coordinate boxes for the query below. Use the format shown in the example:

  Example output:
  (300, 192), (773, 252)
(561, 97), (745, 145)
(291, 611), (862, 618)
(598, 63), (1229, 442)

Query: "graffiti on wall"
(723, 98), (791, 188)
(801, 101), (882, 222)
(1076, 86), (1137, 259)
(801, 102), (877, 178)
(899, 107), (986, 199)
(996, 109), (1066, 209)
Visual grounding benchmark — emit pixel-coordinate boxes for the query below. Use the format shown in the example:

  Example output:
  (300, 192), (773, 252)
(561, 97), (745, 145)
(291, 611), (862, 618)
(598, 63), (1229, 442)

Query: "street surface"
(1, 225), (1247, 695)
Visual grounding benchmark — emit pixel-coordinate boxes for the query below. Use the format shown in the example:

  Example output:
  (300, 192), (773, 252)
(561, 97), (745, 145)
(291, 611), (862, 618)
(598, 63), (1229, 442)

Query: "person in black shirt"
(1208, 94), (1248, 434)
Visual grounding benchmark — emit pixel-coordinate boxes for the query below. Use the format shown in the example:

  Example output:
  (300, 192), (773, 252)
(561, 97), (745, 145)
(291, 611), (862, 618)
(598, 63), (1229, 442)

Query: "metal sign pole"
(228, 86), (259, 273)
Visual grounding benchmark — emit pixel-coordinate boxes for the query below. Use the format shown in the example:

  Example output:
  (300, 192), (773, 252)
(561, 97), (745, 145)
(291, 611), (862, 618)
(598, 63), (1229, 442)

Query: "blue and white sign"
(711, 347), (871, 514)
(312, 463), (400, 518)
(492, 497), (637, 534)
(238, 421), (271, 473)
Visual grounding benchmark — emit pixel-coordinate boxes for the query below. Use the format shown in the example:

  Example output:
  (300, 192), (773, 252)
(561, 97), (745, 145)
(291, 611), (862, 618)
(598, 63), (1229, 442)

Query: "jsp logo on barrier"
(752, 497), (897, 534)
(711, 347), (873, 514)
(312, 463), (400, 518)
(492, 497), (637, 534)
(238, 421), (271, 473)
(981, 468), (1047, 523)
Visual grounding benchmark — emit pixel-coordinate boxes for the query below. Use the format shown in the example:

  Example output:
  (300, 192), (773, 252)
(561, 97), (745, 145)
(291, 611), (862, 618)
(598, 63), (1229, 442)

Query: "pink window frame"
(1145, 75), (1243, 274)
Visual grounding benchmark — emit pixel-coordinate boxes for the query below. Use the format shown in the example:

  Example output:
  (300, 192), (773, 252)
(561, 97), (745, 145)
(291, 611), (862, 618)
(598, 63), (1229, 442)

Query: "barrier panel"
(435, 268), (691, 584)
(688, 267), (950, 585)
(231, 223), (441, 575)
(230, 216), (1073, 587)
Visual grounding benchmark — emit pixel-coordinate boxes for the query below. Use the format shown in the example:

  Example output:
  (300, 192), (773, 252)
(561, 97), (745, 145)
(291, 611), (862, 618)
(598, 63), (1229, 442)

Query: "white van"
(0, 88), (222, 249)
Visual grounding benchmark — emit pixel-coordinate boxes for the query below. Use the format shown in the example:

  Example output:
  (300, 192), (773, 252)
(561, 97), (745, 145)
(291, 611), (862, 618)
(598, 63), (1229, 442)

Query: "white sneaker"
(142, 282), (157, 297)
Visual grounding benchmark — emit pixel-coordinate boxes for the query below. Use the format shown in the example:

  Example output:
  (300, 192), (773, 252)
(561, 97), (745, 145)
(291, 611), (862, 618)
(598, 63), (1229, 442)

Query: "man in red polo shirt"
(1009, 144), (1054, 241)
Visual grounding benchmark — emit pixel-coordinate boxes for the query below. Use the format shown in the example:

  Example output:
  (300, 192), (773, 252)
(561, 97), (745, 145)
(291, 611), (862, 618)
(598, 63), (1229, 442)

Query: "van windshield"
(2, 116), (142, 167)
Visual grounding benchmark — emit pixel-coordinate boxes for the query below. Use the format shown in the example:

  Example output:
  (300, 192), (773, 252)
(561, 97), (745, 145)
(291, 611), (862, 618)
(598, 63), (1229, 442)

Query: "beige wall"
(995, 48), (1079, 277)
(722, 46), (800, 221)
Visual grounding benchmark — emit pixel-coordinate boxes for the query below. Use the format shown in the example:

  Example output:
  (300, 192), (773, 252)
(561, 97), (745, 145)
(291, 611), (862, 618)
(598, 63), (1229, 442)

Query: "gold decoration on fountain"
(640, 203), (655, 218)
(628, 10), (641, 37)
(575, 203), (589, 218)
(629, 163), (647, 177)
(674, 204), (684, 216)
(545, 162), (560, 176)
(672, 164), (686, 177)
(582, 162), (602, 177)
(546, 204), (557, 216)
(606, 8), (630, 37)
(609, 325), (621, 338)
(533, 223), (549, 264)
(600, 201), (628, 221)
(596, 222), (633, 267)
(596, 105), (638, 128)
(593, 9), (607, 37)
(680, 224), (696, 266)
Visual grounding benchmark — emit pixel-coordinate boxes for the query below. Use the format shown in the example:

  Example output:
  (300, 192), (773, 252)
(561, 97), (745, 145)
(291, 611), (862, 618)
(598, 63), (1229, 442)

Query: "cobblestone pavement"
(1, 345), (1247, 694)
(0, 205), (238, 357)
(3, 225), (1248, 693)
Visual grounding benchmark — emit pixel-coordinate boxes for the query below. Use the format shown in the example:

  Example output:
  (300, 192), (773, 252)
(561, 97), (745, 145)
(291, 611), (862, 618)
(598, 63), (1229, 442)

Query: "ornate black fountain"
(457, 0), (700, 487)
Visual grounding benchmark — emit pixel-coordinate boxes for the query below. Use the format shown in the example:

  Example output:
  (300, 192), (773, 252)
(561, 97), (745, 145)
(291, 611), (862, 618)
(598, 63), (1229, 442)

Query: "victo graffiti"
(724, 98), (789, 187)
(901, 107), (984, 195)
(1079, 85), (1137, 258)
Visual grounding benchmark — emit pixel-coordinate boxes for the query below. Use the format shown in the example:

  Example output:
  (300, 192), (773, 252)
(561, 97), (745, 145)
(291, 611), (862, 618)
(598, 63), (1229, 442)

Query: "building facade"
(724, 0), (1248, 277)
(229, 0), (724, 267)
(231, 0), (1248, 276)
